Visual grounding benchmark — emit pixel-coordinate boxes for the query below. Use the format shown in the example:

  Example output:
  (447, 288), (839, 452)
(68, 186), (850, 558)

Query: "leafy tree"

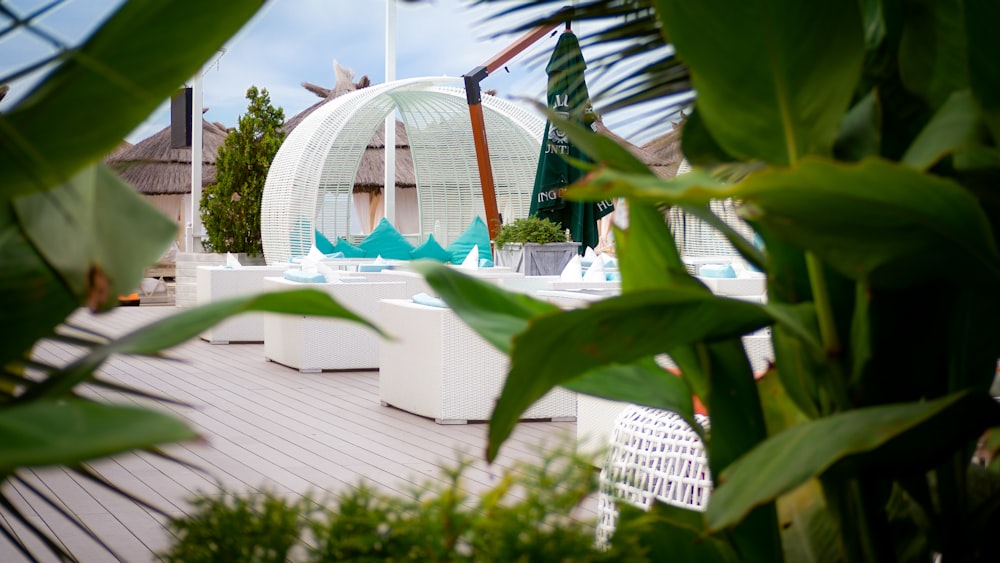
(200, 86), (285, 255)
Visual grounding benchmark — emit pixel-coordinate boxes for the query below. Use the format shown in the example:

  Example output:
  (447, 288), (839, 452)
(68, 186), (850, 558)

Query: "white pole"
(187, 49), (225, 252)
(384, 0), (397, 226)
(189, 74), (204, 252)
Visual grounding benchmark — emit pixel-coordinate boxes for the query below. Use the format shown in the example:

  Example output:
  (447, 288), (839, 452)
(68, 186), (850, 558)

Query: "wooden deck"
(4, 305), (591, 562)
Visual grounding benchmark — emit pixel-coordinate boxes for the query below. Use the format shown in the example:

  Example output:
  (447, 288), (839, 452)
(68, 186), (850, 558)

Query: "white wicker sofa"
(378, 298), (577, 424)
(261, 277), (408, 372)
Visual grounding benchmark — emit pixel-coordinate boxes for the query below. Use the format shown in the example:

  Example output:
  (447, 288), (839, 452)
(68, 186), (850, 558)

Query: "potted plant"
(493, 216), (579, 275)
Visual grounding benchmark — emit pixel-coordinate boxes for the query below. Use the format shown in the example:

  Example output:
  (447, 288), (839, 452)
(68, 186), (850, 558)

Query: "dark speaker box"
(170, 88), (193, 148)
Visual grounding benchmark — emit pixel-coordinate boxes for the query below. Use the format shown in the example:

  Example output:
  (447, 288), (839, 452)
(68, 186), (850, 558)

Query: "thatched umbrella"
(105, 119), (229, 195)
(283, 61), (416, 192)
(593, 117), (680, 179)
(105, 119), (229, 253)
(640, 115), (686, 175)
(283, 61), (417, 232)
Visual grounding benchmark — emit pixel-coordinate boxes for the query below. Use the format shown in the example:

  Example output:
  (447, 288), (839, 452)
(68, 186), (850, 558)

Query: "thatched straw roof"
(593, 118), (680, 178)
(282, 61), (416, 192)
(352, 120), (416, 191)
(105, 139), (133, 162)
(641, 118), (685, 167)
(106, 120), (229, 195)
(282, 62), (370, 132)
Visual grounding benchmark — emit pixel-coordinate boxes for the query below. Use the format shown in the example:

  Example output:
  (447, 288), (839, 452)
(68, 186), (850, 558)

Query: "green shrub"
(494, 216), (570, 249)
(200, 85), (285, 255)
(161, 445), (650, 562)
(162, 489), (310, 563)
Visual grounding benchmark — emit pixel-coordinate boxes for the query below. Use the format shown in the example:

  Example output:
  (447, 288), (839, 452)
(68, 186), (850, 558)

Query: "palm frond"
(470, 0), (692, 137)
(0, 488), (81, 562)
(69, 464), (173, 518)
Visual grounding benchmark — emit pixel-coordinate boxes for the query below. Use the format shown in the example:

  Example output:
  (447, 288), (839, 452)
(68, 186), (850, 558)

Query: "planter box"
(494, 242), (580, 276)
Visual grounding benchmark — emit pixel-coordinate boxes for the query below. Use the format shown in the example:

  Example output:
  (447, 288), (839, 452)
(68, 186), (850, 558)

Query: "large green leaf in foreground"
(0, 0), (264, 382)
(488, 289), (771, 460)
(705, 392), (1000, 532)
(732, 157), (1000, 288)
(0, 398), (196, 470)
(653, 0), (864, 165)
(590, 157), (1000, 289)
(25, 289), (378, 400)
(14, 164), (177, 308)
(1, 0), (262, 197)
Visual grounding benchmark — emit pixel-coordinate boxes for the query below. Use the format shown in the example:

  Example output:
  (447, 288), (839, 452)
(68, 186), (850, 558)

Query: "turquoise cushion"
(283, 270), (327, 283)
(700, 264), (737, 278)
(331, 237), (366, 258)
(412, 292), (448, 308)
(358, 218), (415, 260)
(314, 230), (335, 254)
(409, 234), (452, 262)
(446, 216), (492, 265)
(358, 263), (395, 272)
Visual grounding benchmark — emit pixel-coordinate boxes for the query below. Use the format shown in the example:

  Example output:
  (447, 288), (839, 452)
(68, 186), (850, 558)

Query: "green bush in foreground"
(162, 490), (308, 563)
(161, 446), (650, 562)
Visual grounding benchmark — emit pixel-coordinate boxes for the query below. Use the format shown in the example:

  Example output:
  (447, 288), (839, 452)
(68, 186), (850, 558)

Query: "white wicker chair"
(261, 76), (545, 264)
(576, 331), (772, 468)
(596, 406), (712, 547)
(378, 298), (577, 424)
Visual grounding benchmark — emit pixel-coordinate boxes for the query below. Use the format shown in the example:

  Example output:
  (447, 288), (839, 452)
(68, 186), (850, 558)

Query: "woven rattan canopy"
(261, 76), (545, 264)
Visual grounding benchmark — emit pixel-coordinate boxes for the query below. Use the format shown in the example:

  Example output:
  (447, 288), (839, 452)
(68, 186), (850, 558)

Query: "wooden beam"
(462, 10), (568, 243)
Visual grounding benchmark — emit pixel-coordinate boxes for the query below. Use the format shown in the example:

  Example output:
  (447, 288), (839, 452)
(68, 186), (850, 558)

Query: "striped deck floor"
(4, 305), (594, 562)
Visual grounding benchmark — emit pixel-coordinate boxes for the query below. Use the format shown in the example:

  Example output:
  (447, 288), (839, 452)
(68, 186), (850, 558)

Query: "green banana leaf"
(24, 288), (380, 401)
(0, 398), (197, 470)
(705, 392), (1000, 532)
(14, 164), (177, 308)
(488, 289), (771, 460)
(653, 0), (864, 165)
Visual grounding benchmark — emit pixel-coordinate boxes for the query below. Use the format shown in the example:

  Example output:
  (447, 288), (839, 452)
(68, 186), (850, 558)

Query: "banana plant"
(421, 0), (1000, 560)
(0, 2), (386, 560)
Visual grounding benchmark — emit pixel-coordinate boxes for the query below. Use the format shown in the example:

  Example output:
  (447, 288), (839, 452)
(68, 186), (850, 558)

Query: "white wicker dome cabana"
(261, 76), (545, 264)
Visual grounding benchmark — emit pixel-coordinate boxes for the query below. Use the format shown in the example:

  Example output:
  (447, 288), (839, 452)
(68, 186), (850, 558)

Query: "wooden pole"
(462, 11), (567, 242)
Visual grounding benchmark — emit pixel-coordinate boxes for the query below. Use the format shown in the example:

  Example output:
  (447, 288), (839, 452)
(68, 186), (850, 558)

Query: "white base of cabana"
(261, 278), (407, 372)
(378, 298), (577, 424)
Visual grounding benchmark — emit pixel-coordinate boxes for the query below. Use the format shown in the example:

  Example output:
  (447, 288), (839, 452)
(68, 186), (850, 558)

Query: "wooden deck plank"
(2, 306), (595, 562)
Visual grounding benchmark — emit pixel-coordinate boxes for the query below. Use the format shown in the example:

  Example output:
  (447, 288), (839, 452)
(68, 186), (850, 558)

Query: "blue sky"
(1, 0), (679, 145)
